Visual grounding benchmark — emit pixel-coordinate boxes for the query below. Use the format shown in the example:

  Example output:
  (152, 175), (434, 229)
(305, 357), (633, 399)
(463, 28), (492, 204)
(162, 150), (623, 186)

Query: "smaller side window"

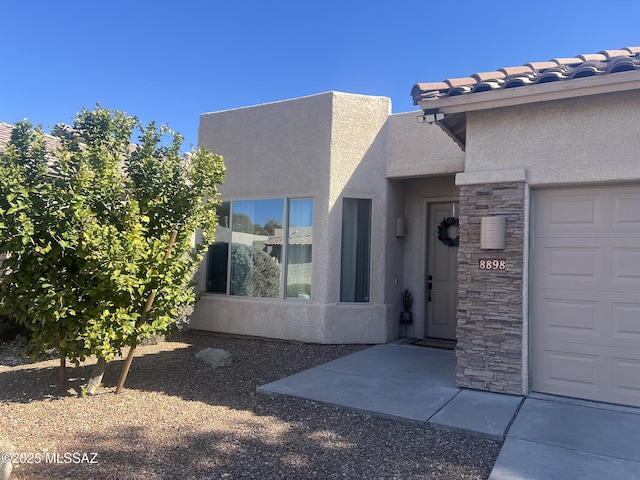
(286, 199), (313, 299)
(340, 198), (372, 302)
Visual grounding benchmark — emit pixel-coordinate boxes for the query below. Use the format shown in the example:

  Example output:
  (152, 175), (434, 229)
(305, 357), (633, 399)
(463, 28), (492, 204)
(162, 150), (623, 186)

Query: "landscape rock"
(195, 348), (233, 368)
(0, 437), (14, 480)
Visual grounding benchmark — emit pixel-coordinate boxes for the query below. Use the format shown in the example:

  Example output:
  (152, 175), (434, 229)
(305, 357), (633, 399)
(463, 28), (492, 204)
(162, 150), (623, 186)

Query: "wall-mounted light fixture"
(480, 216), (506, 249)
(395, 217), (406, 237)
(417, 110), (445, 125)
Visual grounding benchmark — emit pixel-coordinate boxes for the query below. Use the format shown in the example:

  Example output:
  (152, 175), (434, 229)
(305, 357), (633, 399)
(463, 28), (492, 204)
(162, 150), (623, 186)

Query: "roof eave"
(417, 69), (640, 114)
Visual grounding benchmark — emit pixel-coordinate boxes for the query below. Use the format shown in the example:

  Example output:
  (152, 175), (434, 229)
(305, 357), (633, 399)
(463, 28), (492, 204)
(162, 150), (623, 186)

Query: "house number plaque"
(479, 259), (506, 270)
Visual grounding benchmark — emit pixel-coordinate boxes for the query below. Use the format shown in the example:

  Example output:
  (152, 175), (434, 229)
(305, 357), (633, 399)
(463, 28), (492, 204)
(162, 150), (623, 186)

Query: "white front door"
(426, 202), (459, 340)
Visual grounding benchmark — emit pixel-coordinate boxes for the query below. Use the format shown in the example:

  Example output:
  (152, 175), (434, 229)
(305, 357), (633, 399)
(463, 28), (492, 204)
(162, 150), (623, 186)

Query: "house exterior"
(192, 47), (640, 408)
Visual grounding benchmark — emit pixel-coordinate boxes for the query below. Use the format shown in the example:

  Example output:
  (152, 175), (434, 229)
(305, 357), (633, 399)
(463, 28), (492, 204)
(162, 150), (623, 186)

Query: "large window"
(207, 198), (313, 300)
(340, 198), (371, 302)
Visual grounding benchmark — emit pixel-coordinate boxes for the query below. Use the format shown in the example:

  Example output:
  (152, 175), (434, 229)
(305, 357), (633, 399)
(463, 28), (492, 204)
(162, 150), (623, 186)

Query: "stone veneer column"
(456, 182), (525, 395)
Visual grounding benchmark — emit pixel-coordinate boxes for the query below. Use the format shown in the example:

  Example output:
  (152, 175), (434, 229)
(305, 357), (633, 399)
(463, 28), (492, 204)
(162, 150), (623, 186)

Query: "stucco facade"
(193, 92), (412, 343)
(192, 91), (466, 344)
(193, 53), (640, 407)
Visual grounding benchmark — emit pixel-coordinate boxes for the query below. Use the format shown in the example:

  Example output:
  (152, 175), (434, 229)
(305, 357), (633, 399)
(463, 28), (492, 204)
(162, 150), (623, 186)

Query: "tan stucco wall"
(386, 112), (465, 179)
(199, 93), (333, 200)
(461, 90), (640, 186)
(192, 92), (398, 344)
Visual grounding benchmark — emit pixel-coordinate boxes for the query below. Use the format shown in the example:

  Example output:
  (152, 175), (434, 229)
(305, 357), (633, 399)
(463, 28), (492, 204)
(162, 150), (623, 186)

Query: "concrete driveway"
(258, 343), (640, 479)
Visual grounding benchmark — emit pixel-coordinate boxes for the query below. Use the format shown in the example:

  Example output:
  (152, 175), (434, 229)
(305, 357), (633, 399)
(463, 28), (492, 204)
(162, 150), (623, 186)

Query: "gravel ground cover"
(0, 331), (500, 479)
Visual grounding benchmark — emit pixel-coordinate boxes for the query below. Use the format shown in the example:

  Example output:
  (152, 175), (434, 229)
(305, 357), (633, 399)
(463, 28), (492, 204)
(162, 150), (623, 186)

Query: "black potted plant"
(400, 288), (413, 324)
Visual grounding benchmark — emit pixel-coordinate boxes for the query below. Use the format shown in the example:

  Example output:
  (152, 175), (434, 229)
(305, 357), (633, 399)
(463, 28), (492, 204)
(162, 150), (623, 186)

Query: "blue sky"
(1, 1), (638, 151)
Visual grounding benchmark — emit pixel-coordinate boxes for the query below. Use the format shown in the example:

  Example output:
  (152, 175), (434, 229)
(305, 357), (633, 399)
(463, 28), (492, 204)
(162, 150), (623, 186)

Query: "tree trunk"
(59, 353), (67, 391)
(85, 357), (106, 395)
(116, 229), (178, 394)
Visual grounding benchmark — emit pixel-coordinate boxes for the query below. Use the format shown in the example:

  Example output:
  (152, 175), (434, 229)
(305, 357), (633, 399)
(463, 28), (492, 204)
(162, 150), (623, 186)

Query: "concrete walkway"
(257, 343), (640, 479)
(490, 394), (640, 479)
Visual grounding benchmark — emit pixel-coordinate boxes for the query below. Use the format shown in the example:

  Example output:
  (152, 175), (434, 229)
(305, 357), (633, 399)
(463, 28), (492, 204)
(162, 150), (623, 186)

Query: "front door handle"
(427, 275), (432, 302)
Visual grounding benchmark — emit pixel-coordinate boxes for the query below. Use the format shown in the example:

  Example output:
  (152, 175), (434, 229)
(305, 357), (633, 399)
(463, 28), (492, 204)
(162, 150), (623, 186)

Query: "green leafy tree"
(255, 218), (282, 236)
(0, 106), (225, 391)
(231, 213), (254, 234)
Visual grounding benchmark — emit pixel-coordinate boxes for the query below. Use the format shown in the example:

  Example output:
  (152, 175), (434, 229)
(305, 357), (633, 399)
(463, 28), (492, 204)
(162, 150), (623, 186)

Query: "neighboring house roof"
(411, 46), (640, 104)
(410, 46), (640, 150)
(264, 235), (313, 246)
(0, 122), (12, 147)
(0, 121), (61, 156)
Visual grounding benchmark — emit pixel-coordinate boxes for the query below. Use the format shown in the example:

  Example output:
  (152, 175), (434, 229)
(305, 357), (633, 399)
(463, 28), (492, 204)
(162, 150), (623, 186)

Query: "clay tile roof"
(577, 53), (607, 62)
(471, 80), (504, 93)
(533, 66), (571, 84)
(499, 65), (533, 76)
(410, 82), (450, 100)
(525, 61), (557, 71)
(572, 60), (606, 78)
(608, 55), (639, 73)
(550, 57), (583, 66)
(599, 49), (632, 59)
(472, 71), (506, 82)
(412, 46), (640, 105)
(444, 77), (477, 88)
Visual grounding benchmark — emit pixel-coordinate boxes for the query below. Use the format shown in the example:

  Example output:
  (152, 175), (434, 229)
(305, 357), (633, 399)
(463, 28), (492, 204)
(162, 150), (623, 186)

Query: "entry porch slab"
(257, 343), (522, 440)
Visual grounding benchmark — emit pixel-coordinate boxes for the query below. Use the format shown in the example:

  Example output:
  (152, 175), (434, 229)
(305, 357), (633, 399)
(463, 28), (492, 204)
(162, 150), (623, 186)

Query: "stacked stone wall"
(456, 182), (525, 395)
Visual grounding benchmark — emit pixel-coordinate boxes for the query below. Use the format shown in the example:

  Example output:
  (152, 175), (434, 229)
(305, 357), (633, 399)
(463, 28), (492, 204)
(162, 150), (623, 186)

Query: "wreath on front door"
(437, 217), (459, 247)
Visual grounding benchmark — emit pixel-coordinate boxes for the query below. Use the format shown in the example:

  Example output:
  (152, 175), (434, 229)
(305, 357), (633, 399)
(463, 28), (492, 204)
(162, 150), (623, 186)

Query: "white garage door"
(531, 185), (640, 407)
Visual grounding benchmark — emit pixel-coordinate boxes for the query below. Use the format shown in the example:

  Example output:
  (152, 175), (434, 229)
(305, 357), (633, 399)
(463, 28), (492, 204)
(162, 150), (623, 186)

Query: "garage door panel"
(534, 342), (640, 405)
(548, 247), (599, 278)
(549, 198), (597, 224)
(534, 341), (604, 394)
(612, 301), (640, 343)
(532, 241), (605, 290)
(533, 290), (640, 348)
(532, 289), (602, 338)
(611, 247), (640, 288)
(534, 191), (608, 237)
(532, 185), (640, 407)
(534, 242), (640, 291)
(612, 192), (640, 227)
(612, 358), (640, 398)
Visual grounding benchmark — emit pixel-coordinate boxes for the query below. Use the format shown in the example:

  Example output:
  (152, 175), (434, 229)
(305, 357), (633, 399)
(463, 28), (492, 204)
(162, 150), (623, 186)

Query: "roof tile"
(412, 46), (640, 104)
(471, 81), (503, 93)
(599, 49), (632, 59)
(445, 77), (477, 88)
(525, 61), (558, 71)
(608, 55), (640, 73)
(471, 71), (506, 82)
(577, 53), (607, 62)
(499, 65), (534, 76)
(503, 76), (535, 88)
(572, 60), (606, 78)
(550, 57), (583, 66)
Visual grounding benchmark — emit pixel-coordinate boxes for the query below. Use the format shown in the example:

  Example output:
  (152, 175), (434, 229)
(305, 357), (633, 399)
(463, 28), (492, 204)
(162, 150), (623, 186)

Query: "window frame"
(339, 196), (373, 304)
(206, 197), (314, 301)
